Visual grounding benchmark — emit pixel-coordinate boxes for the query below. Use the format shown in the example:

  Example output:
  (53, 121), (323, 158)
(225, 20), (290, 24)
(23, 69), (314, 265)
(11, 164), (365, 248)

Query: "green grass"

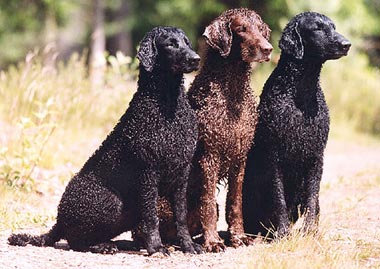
(323, 52), (380, 137)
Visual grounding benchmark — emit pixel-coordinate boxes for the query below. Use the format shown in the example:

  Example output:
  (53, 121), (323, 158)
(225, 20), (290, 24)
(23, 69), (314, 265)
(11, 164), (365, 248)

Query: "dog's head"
(137, 27), (200, 73)
(279, 12), (351, 61)
(203, 8), (272, 63)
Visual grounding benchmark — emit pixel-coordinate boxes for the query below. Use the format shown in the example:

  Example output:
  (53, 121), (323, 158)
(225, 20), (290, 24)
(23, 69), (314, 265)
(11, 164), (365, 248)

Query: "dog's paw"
(147, 245), (170, 256)
(89, 242), (118, 254)
(181, 241), (204, 254)
(202, 232), (226, 253)
(192, 242), (204, 254)
(229, 233), (255, 248)
(203, 240), (226, 253)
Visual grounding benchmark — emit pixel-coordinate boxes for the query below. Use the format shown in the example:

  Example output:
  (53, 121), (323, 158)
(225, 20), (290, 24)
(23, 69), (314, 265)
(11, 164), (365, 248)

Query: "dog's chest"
(132, 100), (198, 167)
(279, 101), (329, 158)
(199, 89), (257, 157)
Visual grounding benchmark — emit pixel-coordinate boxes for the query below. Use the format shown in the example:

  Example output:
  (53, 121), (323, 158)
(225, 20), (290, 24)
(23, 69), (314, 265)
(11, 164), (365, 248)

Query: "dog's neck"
(279, 54), (323, 90)
(138, 67), (184, 96)
(198, 47), (252, 119)
(138, 67), (185, 117)
(278, 54), (325, 116)
(202, 48), (252, 91)
(203, 48), (251, 72)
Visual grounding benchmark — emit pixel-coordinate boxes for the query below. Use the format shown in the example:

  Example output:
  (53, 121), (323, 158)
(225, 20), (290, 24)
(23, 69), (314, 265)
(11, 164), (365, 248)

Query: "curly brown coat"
(187, 8), (272, 252)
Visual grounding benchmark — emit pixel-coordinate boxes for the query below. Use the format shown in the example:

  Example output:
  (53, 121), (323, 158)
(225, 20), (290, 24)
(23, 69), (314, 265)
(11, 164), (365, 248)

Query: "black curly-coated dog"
(8, 26), (202, 255)
(242, 12), (351, 238)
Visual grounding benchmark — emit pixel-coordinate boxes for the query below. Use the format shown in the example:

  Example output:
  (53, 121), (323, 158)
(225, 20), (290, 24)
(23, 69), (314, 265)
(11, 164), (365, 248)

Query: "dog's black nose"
(340, 40), (351, 52)
(188, 54), (201, 66)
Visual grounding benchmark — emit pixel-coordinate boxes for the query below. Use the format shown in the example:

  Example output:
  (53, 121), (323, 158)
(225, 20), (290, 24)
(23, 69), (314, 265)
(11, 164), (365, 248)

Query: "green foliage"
(0, 0), (77, 66)
(130, 0), (226, 46)
(357, 0), (380, 35)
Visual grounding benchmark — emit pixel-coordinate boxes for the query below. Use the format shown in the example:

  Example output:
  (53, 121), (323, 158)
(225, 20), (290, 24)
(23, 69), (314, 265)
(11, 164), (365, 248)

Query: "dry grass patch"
(238, 231), (379, 269)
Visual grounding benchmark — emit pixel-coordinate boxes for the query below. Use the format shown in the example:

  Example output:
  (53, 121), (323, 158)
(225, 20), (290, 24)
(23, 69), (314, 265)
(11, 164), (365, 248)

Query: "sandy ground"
(0, 139), (379, 268)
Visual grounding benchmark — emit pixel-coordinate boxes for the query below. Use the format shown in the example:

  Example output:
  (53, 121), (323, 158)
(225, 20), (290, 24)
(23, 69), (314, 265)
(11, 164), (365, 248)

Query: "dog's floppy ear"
(279, 21), (304, 59)
(137, 29), (158, 72)
(203, 18), (232, 57)
(261, 22), (272, 41)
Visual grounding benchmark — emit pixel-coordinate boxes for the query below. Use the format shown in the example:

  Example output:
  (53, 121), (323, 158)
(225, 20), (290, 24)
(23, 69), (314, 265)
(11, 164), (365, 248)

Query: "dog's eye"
(237, 25), (247, 32)
(184, 38), (190, 46)
(313, 23), (325, 31)
(167, 39), (179, 49)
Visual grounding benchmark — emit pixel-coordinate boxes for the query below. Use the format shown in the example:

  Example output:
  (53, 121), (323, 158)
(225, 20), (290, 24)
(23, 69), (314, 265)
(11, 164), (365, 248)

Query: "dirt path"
(1, 139), (379, 268)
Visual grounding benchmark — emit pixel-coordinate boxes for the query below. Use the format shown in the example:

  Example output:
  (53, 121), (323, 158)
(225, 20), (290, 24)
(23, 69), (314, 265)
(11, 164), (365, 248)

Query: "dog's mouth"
(243, 44), (272, 63)
(326, 49), (350, 60)
(171, 63), (199, 74)
(331, 52), (347, 59)
(172, 56), (200, 73)
(257, 53), (272, 63)
(325, 41), (351, 60)
(248, 51), (272, 63)
(182, 64), (199, 73)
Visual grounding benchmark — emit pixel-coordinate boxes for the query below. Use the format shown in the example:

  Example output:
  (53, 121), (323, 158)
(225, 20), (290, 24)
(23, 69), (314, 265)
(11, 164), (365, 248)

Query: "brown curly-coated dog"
(187, 7), (272, 252)
(150, 8), (273, 253)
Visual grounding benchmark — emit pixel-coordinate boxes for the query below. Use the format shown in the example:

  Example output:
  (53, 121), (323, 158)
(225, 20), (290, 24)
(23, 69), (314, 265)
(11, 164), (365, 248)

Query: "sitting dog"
(187, 8), (272, 252)
(151, 8), (273, 252)
(243, 12), (351, 238)
(8, 26), (202, 255)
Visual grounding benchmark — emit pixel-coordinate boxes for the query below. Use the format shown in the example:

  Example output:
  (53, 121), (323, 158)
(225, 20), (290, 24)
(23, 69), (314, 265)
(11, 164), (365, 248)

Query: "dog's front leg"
(172, 166), (203, 254)
(226, 160), (255, 247)
(302, 157), (323, 234)
(199, 153), (226, 252)
(270, 153), (290, 238)
(139, 170), (168, 256)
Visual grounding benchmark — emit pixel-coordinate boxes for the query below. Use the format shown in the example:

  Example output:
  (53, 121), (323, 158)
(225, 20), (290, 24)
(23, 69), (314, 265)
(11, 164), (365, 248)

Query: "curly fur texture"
(187, 8), (272, 252)
(156, 8), (272, 253)
(8, 26), (203, 256)
(203, 8), (272, 63)
(242, 12), (351, 238)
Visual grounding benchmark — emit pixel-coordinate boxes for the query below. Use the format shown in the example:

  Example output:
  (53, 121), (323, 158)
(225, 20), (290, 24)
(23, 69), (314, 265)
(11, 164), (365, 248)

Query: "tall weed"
(0, 49), (136, 191)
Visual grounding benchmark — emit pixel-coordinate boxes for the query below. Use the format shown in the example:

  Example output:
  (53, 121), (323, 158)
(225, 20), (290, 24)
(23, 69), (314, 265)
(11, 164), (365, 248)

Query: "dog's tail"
(8, 222), (63, 247)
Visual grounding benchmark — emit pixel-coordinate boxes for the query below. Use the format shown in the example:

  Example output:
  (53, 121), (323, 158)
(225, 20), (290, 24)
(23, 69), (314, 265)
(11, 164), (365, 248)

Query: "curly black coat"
(242, 12), (351, 238)
(8, 26), (202, 255)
